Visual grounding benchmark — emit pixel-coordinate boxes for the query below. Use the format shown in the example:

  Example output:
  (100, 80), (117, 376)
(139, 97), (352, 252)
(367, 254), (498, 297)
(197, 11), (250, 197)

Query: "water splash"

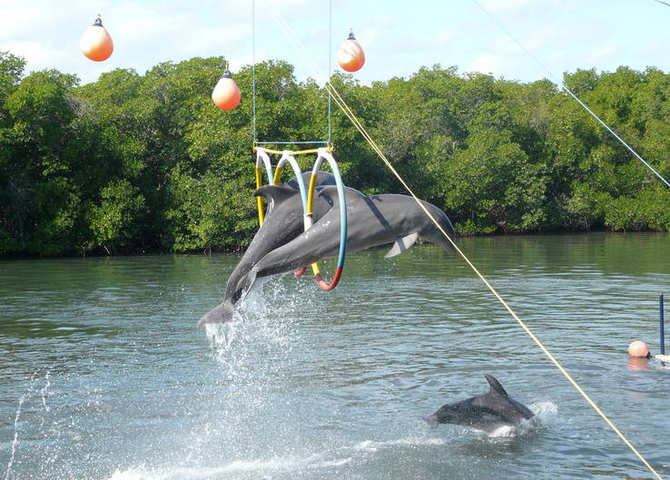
(40, 371), (51, 412)
(353, 435), (446, 453)
(203, 275), (302, 367)
(530, 401), (559, 418)
(4, 371), (52, 480)
(107, 451), (348, 480)
(487, 401), (558, 438)
(4, 393), (26, 480)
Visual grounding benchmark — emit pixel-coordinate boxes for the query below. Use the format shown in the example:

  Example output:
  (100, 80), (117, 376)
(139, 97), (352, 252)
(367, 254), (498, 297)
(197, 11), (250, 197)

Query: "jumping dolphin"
(198, 183), (456, 327)
(195, 186), (457, 327)
(245, 186), (456, 278)
(197, 173), (337, 327)
(424, 375), (534, 433)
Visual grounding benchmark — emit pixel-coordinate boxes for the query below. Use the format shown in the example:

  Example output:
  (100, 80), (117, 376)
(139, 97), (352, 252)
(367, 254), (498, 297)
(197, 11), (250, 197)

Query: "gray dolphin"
(235, 186), (456, 295)
(198, 184), (456, 327)
(424, 374), (534, 433)
(197, 173), (337, 327)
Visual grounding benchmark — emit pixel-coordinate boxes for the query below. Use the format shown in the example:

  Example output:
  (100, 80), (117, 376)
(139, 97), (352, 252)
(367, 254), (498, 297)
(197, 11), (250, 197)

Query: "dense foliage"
(1, 51), (669, 256)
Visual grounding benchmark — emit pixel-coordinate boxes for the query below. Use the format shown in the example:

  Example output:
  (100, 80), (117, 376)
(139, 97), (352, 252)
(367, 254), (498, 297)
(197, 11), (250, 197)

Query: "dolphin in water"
(198, 184), (456, 326)
(424, 374), (534, 433)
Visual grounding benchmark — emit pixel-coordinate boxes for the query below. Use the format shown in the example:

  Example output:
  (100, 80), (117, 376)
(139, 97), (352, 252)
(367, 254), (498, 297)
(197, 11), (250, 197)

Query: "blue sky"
(1, 0), (669, 86)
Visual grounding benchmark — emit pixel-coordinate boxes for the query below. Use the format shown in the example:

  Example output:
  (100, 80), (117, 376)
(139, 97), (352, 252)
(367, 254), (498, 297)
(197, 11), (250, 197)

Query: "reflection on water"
(1, 233), (669, 480)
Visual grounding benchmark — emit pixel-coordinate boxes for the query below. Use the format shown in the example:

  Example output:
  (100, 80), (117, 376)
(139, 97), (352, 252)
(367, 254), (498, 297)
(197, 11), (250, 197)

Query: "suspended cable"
(328, 0), (332, 143)
(252, 0), (333, 147)
(653, 0), (670, 8)
(252, 0), (257, 144)
(471, 0), (670, 190)
(261, 4), (665, 480)
(255, 140), (329, 146)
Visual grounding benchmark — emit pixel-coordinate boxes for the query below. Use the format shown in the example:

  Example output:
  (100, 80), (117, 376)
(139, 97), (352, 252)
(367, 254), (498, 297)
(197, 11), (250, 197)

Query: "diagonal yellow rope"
(325, 81), (664, 480)
(261, 3), (664, 478)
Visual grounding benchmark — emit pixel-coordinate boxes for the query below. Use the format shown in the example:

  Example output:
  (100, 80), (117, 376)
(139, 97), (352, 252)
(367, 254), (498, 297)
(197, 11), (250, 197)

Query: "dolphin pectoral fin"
(239, 269), (258, 302)
(197, 302), (235, 328)
(385, 233), (420, 258)
(423, 415), (440, 429)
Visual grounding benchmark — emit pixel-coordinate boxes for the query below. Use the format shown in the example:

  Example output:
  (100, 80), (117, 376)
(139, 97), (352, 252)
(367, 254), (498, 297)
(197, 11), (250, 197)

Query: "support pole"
(660, 294), (665, 355)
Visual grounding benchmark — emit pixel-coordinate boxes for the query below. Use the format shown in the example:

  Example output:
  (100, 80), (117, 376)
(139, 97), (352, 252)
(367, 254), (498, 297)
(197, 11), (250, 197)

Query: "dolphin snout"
(197, 302), (235, 328)
(423, 414), (439, 429)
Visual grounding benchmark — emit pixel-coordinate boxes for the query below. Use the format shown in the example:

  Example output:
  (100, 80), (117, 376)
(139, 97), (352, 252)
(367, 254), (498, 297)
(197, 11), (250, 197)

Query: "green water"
(1, 233), (669, 480)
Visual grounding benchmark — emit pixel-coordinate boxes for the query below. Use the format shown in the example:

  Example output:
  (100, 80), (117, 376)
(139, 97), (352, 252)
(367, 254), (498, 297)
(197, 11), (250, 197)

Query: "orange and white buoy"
(212, 70), (241, 111)
(337, 30), (365, 72)
(628, 340), (651, 358)
(80, 15), (114, 62)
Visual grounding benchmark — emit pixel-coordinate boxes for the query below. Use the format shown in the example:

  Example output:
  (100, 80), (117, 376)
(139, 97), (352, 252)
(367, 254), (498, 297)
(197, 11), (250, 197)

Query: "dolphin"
(232, 186), (456, 300)
(198, 184), (457, 327)
(197, 172), (337, 327)
(424, 374), (534, 433)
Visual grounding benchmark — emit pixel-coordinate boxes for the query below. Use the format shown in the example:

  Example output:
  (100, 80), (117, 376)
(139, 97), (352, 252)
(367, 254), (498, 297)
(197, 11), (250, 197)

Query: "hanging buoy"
(211, 70), (241, 110)
(337, 30), (365, 72)
(80, 15), (114, 62)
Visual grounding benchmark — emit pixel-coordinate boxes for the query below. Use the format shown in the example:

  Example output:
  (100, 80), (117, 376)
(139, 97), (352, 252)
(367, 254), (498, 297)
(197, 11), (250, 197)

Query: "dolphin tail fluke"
(197, 302), (235, 328)
(423, 414), (440, 429)
(385, 233), (420, 258)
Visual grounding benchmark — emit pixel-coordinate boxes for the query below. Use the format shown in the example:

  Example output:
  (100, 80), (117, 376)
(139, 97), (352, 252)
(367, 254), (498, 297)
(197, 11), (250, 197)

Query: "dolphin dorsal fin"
(485, 374), (508, 397)
(385, 233), (419, 258)
(317, 185), (364, 206)
(254, 184), (298, 203)
(254, 185), (299, 216)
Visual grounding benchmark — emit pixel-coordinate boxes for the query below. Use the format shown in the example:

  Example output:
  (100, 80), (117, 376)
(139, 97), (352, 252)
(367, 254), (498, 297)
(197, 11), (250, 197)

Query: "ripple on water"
(1, 235), (670, 480)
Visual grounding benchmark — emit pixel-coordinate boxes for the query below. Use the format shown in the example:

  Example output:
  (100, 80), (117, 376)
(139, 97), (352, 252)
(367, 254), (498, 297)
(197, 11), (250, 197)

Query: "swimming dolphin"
(424, 374), (534, 433)
(197, 173), (337, 328)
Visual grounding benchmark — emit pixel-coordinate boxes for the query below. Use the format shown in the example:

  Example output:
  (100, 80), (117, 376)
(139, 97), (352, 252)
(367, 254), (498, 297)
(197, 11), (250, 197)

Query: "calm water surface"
(1, 233), (669, 480)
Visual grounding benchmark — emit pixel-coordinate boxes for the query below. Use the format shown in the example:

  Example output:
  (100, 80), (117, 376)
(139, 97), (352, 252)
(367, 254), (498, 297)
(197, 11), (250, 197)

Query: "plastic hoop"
(252, 146), (347, 289)
(305, 148), (347, 290)
(255, 148), (275, 225)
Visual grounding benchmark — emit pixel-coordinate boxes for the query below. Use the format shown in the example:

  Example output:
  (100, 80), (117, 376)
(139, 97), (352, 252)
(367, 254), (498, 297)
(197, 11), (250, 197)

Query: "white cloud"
(467, 53), (504, 75)
(2, 40), (68, 70)
(0, 4), (44, 39)
(1, 0), (669, 87)
(478, 0), (533, 14)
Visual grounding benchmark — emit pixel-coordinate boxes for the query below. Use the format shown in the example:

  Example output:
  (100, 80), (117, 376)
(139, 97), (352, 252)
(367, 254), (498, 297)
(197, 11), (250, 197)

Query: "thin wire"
(264, 0), (323, 77)
(255, 146), (332, 155)
(471, 0), (670, 190)
(327, 0), (332, 143)
(263, 5), (665, 480)
(255, 140), (329, 145)
(222, 0), (228, 71)
(255, 0), (333, 147)
(252, 0), (257, 144)
(653, 0), (670, 8)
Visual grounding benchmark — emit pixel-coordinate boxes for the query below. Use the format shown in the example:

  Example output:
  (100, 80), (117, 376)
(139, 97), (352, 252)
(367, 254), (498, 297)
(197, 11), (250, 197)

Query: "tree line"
(1, 50), (669, 257)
